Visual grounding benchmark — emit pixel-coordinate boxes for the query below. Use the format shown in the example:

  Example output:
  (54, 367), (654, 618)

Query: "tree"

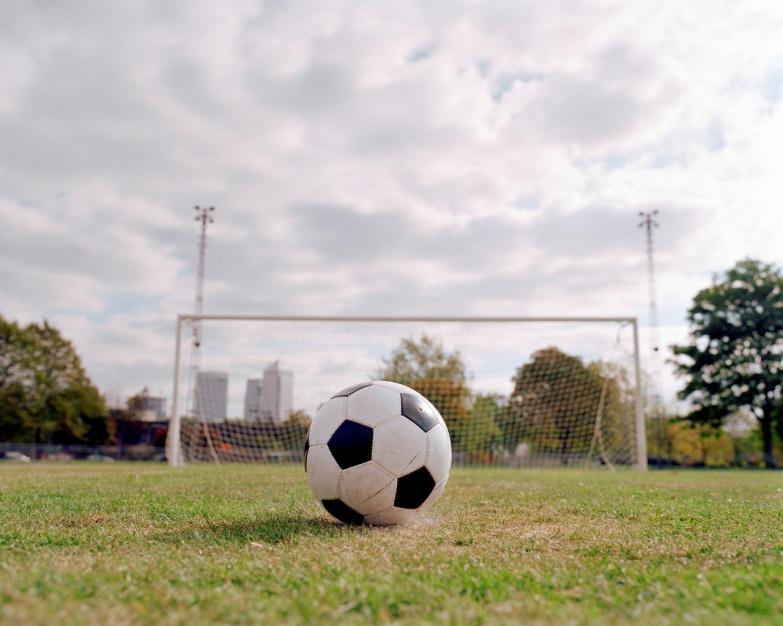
(586, 361), (636, 465)
(0, 315), (106, 450)
(466, 394), (503, 460)
(379, 335), (467, 385)
(0, 316), (31, 441)
(509, 347), (626, 463)
(378, 335), (473, 451)
(666, 422), (735, 467)
(672, 259), (783, 468)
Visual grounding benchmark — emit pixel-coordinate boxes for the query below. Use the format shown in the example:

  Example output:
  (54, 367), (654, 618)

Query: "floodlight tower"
(638, 210), (660, 354)
(189, 206), (215, 415)
(639, 210), (664, 464)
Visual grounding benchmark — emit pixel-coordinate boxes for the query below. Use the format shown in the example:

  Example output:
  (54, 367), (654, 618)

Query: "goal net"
(166, 316), (646, 469)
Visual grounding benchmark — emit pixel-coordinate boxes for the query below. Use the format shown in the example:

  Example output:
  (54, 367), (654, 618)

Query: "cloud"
(1, 0), (782, 410)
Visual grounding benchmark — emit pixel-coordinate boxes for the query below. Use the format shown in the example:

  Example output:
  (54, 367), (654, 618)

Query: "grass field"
(0, 464), (781, 626)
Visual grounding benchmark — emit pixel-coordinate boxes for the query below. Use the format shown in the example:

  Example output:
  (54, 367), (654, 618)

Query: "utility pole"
(189, 206), (215, 416)
(638, 210), (663, 464)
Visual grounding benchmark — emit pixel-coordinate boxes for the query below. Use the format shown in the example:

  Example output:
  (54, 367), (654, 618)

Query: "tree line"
(2, 258), (782, 467)
(377, 335), (635, 465)
(378, 258), (783, 468)
(0, 317), (107, 448)
(0, 317), (164, 456)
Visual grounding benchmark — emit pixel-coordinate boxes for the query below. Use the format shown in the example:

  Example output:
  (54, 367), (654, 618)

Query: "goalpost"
(166, 315), (646, 470)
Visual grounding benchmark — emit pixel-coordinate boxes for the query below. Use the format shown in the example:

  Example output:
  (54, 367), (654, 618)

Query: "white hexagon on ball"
(308, 396), (346, 445)
(346, 384), (400, 427)
(340, 461), (396, 516)
(373, 416), (427, 476)
(305, 445), (341, 500)
(304, 381), (452, 526)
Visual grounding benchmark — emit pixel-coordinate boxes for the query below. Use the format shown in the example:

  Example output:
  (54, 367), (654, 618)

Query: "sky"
(1, 0), (782, 411)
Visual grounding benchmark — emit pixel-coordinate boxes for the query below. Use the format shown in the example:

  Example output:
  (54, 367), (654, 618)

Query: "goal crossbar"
(176, 314), (639, 324)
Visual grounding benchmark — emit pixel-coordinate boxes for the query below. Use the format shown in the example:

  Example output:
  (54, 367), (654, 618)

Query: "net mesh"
(168, 317), (641, 467)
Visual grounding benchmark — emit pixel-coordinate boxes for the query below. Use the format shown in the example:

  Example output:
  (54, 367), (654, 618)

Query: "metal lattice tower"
(639, 210), (665, 465)
(638, 211), (660, 354)
(188, 206), (215, 415)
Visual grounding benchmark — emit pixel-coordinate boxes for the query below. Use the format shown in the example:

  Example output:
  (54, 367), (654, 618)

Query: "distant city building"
(141, 395), (167, 421)
(260, 361), (293, 424)
(244, 378), (264, 421)
(128, 387), (167, 422)
(196, 371), (228, 421)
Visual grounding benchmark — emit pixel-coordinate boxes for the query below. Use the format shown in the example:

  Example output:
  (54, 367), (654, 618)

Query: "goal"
(166, 315), (646, 469)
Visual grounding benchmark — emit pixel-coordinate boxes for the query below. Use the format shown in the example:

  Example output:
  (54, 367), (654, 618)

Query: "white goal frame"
(165, 314), (647, 470)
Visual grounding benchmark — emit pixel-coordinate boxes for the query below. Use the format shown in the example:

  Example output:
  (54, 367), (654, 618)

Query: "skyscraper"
(260, 361), (293, 424)
(244, 378), (263, 421)
(195, 371), (228, 421)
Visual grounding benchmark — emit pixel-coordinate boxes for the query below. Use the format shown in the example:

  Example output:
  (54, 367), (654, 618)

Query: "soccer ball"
(304, 381), (451, 526)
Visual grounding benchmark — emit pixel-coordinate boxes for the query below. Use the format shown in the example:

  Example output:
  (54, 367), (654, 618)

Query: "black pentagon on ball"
(400, 393), (439, 432)
(303, 435), (310, 472)
(327, 420), (373, 469)
(322, 499), (364, 525)
(331, 382), (373, 398)
(394, 466), (436, 509)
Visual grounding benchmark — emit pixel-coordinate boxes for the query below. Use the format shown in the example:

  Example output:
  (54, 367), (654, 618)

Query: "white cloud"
(1, 0), (782, 410)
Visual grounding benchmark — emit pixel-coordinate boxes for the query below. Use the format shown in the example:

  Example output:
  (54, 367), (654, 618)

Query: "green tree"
(665, 422), (735, 467)
(672, 259), (783, 468)
(509, 348), (628, 463)
(378, 335), (472, 450)
(0, 317), (31, 440)
(379, 335), (467, 385)
(702, 427), (735, 467)
(0, 315), (106, 450)
(466, 394), (503, 459)
(0, 382), (29, 441)
(587, 361), (636, 465)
